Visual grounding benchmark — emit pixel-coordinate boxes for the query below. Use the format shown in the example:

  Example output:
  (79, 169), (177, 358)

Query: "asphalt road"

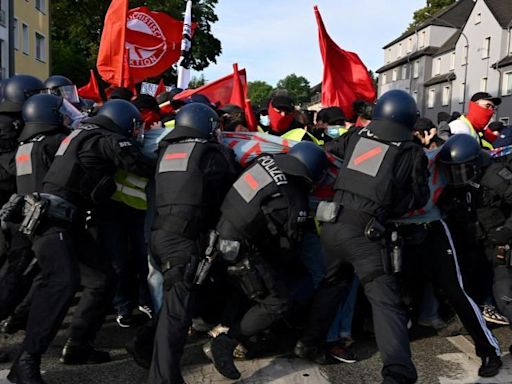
(1, 314), (512, 384)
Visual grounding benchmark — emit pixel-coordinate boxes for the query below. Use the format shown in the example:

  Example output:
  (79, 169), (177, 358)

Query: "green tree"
(408, 0), (456, 30)
(275, 74), (312, 106)
(51, 0), (222, 86)
(188, 74), (207, 89)
(247, 81), (273, 107)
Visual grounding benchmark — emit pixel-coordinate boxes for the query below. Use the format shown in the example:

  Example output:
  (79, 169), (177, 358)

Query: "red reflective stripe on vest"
(16, 154), (30, 162)
(354, 146), (382, 166)
(164, 152), (187, 160)
(244, 172), (259, 190)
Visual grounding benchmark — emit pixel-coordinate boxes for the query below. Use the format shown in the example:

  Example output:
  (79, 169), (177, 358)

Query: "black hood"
(18, 123), (69, 142)
(367, 119), (413, 142)
(274, 153), (313, 183)
(82, 115), (123, 136)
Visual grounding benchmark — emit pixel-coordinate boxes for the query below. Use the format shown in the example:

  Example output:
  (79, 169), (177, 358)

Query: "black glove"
(489, 226), (512, 245)
(163, 265), (186, 291)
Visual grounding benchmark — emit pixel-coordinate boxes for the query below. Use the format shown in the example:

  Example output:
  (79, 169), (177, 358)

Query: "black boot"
(478, 355), (502, 377)
(60, 339), (110, 365)
(207, 334), (241, 380)
(1, 314), (28, 335)
(8, 351), (46, 384)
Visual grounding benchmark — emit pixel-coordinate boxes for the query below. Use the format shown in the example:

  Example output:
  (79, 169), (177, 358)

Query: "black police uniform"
(300, 124), (429, 383)
(148, 125), (239, 384)
(207, 153), (310, 379)
(10, 112), (155, 383)
(0, 110), (68, 324)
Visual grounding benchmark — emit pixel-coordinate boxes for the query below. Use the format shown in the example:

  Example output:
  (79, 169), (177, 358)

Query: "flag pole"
(177, 0), (193, 89)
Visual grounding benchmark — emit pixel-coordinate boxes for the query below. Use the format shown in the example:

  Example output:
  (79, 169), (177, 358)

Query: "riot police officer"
(205, 141), (328, 380)
(439, 134), (512, 363)
(0, 94), (70, 331)
(0, 75), (44, 206)
(148, 103), (239, 384)
(43, 75), (79, 104)
(8, 99), (155, 384)
(296, 90), (430, 384)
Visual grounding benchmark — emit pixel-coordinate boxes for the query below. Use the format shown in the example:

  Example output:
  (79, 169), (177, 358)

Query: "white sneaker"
(482, 305), (510, 325)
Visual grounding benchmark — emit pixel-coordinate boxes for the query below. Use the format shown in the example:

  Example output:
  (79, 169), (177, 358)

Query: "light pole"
(425, 12), (469, 113)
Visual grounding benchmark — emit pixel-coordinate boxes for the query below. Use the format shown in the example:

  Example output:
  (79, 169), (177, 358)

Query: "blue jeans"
(327, 276), (359, 341)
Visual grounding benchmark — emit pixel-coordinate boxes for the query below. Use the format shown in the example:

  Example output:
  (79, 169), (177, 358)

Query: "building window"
(500, 117), (510, 125)
(413, 91), (418, 103)
(475, 12), (481, 24)
(462, 45), (468, 65)
(386, 48), (391, 64)
(460, 83), (466, 103)
(36, 0), (46, 13)
(413, 60), (420, 78)
(382, 73), (387, 85)
(503, 71), (512, 96)
(22, 23), (29, 55)
(392, 69), (398, 82)
(407, 37), (412, 53)
(434, 57), (441, 76)
(419, 30), (426, 48)
(398, 43), (403, 58)
(442, 86), (451, 106)
(402, 65), (407, 80)
(0, 7), (6, 27)
(428, 88), (435, 108)
(13, 18), (18, 50)
(450, 52), (455, 71)
(481, 77), (488, 92)
(35, 32), (46, 62)
(482, 37), (491, 59)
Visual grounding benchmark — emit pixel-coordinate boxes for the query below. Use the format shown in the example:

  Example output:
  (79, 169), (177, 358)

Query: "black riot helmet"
(173, 102), (220, 139)
(0, 75), (44, 113)
(20, 94), (67, 141)
(367, 90), (418, 141)
(85, 99), (143, 137)
(275, 141), (329, 183)
(43, 75), (79, 104)
(438, 134), (488, 187)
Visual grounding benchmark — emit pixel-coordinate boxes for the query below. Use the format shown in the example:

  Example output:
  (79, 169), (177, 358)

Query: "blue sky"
(192, 0), (426, 87)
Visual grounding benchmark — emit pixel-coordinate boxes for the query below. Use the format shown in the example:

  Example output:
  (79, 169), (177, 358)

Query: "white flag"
(177, 0), (193, 89)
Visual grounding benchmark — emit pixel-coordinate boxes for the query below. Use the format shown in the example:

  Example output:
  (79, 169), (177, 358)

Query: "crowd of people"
(0, 73), (511, 384)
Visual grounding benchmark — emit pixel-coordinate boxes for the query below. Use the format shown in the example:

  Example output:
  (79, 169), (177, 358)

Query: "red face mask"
(141, 109), (161, 129)
(268, 102), (294, 134)
(466, 101), (494, 131)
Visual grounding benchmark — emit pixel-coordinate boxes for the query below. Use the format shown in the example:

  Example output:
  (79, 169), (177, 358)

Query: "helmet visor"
(59, 98), (86, 129)
(440, 161), (479, 187)
(58, 85), (79, 104)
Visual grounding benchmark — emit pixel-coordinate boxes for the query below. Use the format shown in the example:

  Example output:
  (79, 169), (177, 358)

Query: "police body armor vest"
(43, 124), (105, 204)
(219, 154), (309, 244)
(16, 134), (50, 194)
(335, 129), (405, 209)
(154, 139), (222, 237)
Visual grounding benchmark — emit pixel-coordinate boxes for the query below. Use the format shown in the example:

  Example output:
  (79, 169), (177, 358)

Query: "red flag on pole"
(173, 68), (248, 107)
(314, 6), (376, 119)
(97, 0), (128, 87)
(78, 70), (102, 102)
(229, 63), (246, 107)
(155, 79), (166, 97)
(244, 99), (258, 132)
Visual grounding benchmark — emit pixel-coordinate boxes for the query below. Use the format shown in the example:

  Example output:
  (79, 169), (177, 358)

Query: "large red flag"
(155, 79), (166, 97)
(314, 6), (376, 119)
(97, 0), (128, 87)
(229, 64), (257, 131)
(78, 70), (102, 102)
(174, 68), (248, 107)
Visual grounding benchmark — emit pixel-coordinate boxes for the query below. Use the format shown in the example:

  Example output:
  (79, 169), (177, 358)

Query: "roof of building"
(493, 55), (512, 69)
(376, 47), (438, 74)
(485, 0), (512, 29)
(435, 30), (462, 56)
(424, 72), (456, 87)
(382, 0), (475, 49)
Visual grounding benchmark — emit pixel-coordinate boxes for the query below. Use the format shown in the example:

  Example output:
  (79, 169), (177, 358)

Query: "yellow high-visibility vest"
(111, 169), (149, 210)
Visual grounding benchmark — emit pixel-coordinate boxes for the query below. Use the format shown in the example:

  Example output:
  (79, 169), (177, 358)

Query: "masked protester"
(147, 103), (239, 384)
(7, 100), (155, 384)
(218, 104), (248, 132)
(295, 90), (429, 384)
(263, 94), (302, 135)
(449, 92), (501, 149)
(311, 106), (348, 143)
(133, 94), (162, 130)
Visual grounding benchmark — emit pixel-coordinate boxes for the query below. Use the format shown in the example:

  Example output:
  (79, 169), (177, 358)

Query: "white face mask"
(259, 115), (270, 126)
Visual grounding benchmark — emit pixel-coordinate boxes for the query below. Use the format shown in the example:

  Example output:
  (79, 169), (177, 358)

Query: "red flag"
(229, 64), (246, 108)
(126, 7), (195, 84)
(174, 68), (248, 107)
(97, 0), (128, 86)
(314, 6), (376, 119)
(244, 99), (258, 132)
(155, 79), (166, 97)
(78, 70), (102, 102)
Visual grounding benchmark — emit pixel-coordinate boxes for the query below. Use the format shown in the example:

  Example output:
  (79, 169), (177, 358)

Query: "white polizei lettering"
(258, 156), (288, 186)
